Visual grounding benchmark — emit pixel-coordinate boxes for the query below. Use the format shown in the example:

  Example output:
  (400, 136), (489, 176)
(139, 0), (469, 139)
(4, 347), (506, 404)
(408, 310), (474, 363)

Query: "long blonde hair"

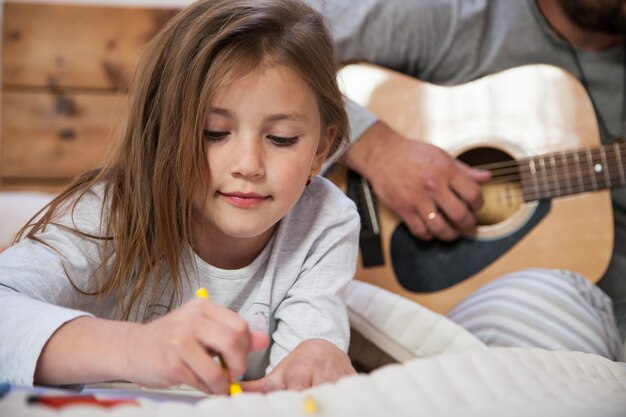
(16, 0), (349, 319)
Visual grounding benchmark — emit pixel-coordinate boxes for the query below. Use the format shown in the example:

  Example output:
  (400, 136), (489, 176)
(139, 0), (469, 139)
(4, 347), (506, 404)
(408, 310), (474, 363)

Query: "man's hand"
(241, 339), (355, 392)
(344, 121), (491, 241)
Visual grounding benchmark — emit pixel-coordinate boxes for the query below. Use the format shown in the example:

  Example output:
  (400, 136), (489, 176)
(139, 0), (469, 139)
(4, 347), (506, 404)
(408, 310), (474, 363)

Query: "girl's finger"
(239, 376), (273, 393)
(250, 331), (270, 352)
(196, 299), (251, 334)
(180, 343), (229, 395)
(193, 320), (249, 378)
(285, 368), (312, 391)
(169, 358), (214, 394)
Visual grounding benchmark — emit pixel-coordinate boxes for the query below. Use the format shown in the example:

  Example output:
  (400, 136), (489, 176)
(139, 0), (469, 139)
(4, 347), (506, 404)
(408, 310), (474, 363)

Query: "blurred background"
(1, 0), (195, 193)
(0, 0), (200, 245)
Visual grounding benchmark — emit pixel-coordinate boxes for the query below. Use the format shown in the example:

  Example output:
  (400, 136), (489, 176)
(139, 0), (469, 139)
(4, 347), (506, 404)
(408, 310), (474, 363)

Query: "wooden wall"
(1, 2), (178, 192)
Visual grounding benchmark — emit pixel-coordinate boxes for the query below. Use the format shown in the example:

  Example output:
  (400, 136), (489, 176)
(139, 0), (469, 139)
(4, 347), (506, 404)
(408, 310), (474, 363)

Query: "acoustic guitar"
(330, 64), (619, 314)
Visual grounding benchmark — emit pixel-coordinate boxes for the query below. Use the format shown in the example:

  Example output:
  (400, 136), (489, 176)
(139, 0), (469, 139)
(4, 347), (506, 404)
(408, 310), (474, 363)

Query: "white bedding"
(2, 347), (624, 416)
(2, 280), (625, 416)
(194, 348), (626, 417)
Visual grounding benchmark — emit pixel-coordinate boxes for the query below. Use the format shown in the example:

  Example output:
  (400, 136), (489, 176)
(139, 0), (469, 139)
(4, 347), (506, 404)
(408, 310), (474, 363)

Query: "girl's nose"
(231, 136), (265, 180)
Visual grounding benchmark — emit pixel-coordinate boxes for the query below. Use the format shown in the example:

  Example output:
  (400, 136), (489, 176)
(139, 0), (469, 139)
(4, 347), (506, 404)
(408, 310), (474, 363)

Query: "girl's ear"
(311, 124), (337, 175)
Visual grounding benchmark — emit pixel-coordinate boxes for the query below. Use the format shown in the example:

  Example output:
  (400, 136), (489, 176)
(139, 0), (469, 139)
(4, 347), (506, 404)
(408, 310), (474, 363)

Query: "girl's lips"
(219, 192), (269, 208)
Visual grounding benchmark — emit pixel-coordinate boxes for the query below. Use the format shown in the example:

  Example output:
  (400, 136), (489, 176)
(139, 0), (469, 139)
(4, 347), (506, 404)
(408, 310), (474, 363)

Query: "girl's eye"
(268, 135), (299, 146)
(203, 130), (229, 141)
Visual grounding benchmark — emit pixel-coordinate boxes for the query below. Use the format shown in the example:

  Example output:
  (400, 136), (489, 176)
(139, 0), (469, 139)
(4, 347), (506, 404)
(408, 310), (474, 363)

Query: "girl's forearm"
(34, 316), (137, 386)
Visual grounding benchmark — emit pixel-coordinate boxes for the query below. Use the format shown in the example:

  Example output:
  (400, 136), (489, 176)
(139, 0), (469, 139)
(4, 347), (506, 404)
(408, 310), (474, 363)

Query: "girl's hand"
(123, 298), (269, 394)
(241, 339), (355, 392)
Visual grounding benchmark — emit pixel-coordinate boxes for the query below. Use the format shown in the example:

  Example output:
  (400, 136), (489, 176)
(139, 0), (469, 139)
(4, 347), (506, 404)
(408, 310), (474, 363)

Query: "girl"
(0, 0), (359, 394)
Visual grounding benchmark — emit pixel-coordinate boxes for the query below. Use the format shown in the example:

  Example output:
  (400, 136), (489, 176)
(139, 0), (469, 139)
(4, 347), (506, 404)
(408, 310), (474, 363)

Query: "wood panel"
(1, 2), (180, 191)
(3, 3), (178, 90)
(2, 91), (126, 180)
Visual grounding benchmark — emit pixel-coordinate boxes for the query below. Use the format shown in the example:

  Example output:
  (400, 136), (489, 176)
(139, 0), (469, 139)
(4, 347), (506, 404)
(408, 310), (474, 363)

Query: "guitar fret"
(539, 157), (549, 199)
(572, 152), (582, 193)
(550, 155), (561, 197)
(560, 151), (573, 195)
(603, 145), (618, 187)
(529, 158), (539, 199)
(586, 149), (598, 190)
(616, 142), (626, 185)
(600, 146), (611, 188)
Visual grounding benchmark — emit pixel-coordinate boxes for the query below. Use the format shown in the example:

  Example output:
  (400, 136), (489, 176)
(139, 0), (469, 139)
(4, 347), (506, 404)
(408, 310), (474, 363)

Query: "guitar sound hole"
(458, 147), (522, 226)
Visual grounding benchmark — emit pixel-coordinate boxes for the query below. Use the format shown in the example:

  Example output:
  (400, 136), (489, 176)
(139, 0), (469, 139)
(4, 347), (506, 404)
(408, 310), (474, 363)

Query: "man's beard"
(560, 0), (626, 34)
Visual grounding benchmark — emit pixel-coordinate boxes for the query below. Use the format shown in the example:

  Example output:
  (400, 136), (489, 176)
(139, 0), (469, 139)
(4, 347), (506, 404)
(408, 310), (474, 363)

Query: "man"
(307, 0), (626, 358)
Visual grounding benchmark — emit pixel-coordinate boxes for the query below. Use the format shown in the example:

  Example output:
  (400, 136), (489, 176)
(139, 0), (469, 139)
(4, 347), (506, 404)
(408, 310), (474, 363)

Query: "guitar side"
(334, 64), (613, 314)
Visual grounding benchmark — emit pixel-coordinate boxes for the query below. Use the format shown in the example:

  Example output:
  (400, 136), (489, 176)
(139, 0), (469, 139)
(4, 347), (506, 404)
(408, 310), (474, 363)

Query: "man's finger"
(434, 188), (476, 231)
(456, 160), (492, 182)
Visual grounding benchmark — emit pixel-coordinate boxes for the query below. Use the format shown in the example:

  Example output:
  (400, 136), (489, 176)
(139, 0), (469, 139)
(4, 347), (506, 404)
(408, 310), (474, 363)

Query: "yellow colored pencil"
(195, 287), (243, 396)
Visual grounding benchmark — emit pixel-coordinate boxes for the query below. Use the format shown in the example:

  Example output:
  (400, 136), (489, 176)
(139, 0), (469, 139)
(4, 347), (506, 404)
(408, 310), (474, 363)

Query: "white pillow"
(345, 280), (485, 370)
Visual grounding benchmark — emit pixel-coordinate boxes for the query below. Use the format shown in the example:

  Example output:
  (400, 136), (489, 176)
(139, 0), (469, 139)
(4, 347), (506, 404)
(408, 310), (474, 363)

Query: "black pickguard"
(390, 201), (551, 292)
(339, 167), (552, 293)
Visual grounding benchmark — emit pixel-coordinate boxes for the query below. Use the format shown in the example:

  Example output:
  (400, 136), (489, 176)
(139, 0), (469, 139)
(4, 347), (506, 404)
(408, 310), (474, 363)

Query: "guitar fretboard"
(519, 141), (626, 201)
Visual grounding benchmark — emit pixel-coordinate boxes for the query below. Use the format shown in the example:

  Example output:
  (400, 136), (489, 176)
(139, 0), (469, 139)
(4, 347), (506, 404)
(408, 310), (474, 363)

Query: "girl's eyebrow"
(208, 107), (232, 117)
(208, 107), (310, 122)
(266, 112), (310, 122)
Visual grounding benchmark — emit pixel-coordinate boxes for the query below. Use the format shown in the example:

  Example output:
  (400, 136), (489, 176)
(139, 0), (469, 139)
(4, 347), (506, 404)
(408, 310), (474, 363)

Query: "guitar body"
(332, 64), (613, 314)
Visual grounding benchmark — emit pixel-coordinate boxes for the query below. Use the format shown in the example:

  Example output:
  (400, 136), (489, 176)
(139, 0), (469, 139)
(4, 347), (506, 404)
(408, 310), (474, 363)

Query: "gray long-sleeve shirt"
(0, 176), (359, 385)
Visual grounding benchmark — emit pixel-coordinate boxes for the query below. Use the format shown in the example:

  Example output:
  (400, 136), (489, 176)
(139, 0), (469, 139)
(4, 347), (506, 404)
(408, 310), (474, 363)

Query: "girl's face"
(194, 63), (332, 247)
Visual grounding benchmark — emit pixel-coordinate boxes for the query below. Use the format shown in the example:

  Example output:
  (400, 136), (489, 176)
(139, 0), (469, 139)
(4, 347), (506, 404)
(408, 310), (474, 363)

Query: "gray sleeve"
(311, 0), (455, 68)
(322, 100), (378, 171)
(268, 201), (360, 371)
(0, 190), (114, 385)
(305, 0), (457, 144)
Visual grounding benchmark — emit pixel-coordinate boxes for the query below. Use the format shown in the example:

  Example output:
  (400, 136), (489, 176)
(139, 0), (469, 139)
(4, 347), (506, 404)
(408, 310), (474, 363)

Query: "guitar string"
(450, 151), (624, 205)
(481, 154), (626, 179)
(482, 157), (626, 181)
(471, 145), (626, 185)
(475, 144), (625, 167)
(484, 166), (622, 198)
(471, 142), (626, 171)
(481, 177), (617, 204)
(480, 172), (619, 204)
(470, 144), (626, 204)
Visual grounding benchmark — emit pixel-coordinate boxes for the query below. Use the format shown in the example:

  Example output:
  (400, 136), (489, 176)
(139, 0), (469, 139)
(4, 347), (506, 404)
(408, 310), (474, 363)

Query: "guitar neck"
(519, 141), (626, 201)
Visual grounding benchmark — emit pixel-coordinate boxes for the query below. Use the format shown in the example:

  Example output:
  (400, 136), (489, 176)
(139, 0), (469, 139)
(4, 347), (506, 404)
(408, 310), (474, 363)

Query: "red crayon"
(27, 394), (139, 409)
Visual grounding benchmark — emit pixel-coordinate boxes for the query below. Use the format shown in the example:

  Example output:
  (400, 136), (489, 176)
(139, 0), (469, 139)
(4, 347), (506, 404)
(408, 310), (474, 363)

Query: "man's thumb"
(456, 160), (491, 182)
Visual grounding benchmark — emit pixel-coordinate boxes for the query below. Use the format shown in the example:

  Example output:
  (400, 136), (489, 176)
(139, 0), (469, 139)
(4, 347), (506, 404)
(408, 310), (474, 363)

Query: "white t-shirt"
(0, 176), (359, 385)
